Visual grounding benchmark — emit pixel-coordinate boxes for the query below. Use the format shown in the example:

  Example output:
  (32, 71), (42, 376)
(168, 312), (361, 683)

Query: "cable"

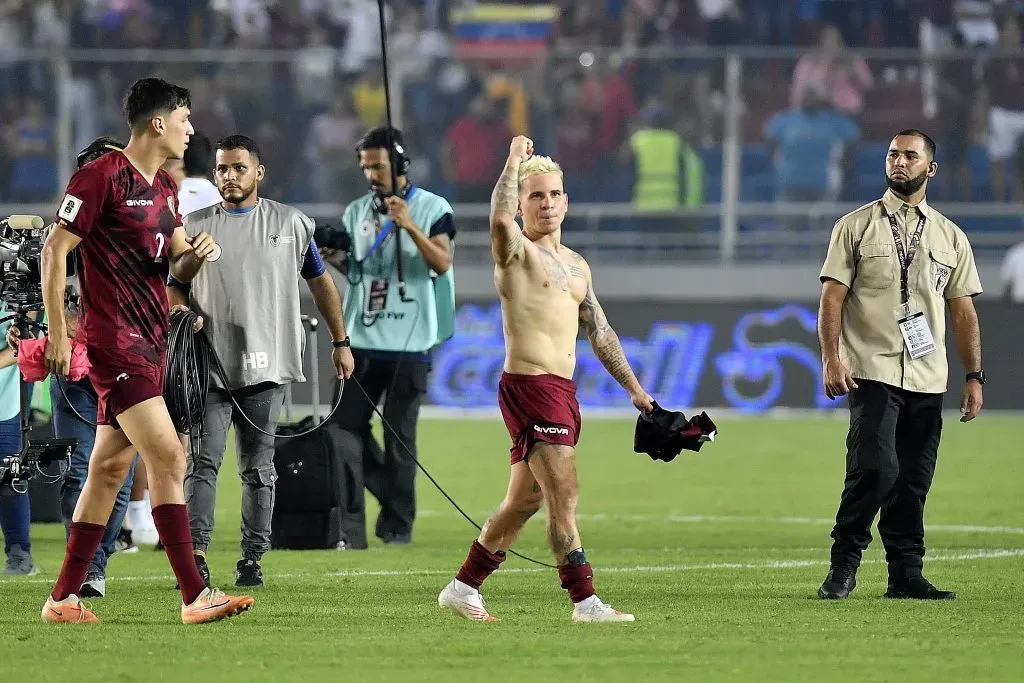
(164, 309), (344, 441)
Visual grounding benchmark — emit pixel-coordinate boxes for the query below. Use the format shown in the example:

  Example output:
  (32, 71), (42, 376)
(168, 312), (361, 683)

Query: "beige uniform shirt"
(820, 189), (983, 394)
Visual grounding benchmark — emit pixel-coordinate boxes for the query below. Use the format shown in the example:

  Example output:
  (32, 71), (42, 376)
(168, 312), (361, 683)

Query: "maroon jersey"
(55, 151), (181, 363)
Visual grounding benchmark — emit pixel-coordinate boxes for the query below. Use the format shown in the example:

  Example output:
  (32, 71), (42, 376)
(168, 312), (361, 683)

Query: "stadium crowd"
(3, 1), (1024, 211)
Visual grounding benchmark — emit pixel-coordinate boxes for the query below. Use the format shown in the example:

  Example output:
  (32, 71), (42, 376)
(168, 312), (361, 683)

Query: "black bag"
(26, 413), (63, 524)
(270, 316), (367, 550)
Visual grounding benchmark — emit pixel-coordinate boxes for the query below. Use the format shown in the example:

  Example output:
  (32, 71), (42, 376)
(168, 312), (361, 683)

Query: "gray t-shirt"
(184, 199), (315, 390)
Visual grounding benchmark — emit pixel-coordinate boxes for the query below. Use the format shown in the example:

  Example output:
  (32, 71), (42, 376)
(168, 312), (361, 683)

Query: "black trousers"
(333, 350), (429, 541)
(829, 379), (944, 579)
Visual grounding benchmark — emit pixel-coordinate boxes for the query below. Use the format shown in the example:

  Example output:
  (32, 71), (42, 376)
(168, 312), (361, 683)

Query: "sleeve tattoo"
(489, 162), (524, 263)
(578, 277), (637, 392)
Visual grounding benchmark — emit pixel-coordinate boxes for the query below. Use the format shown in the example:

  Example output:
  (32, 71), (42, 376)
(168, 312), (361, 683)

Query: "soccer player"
(39, 77), (254, 624)
(438, 136), (653, 623)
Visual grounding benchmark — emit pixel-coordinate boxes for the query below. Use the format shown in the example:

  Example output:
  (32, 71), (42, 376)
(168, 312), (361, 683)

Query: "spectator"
(352, 60), (387, 128)
(981, 16), (1024, 201)
(790, 25), (873, 118)
(554, 80), (600, 202)
(304, 91), (363, 201)
(441, 95), (512, 202)
(7, 96), (56, 202)
(764, 86), (860, 237)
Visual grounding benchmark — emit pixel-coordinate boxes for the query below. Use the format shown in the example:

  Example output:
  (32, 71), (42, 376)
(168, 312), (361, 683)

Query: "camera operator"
(5, 136), (142, 595)
(321, 126), (456, 547)
(168, 135), (353, 588)
(0, 300), (36, 575)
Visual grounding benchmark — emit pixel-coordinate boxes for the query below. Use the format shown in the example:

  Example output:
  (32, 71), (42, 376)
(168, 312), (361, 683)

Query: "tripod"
(0, 303), (75, 494)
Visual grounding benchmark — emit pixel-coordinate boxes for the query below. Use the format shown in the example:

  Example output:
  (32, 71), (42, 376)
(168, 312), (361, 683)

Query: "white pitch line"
(419, 510), (1024, 536)
(2, 548), (1021, 585)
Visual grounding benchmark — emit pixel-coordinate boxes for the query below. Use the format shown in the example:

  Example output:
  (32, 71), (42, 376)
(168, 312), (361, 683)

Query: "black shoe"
(884, 576), (955, 600)
(380, 532), (412, 546)
(235, 559), (263, 588)
(818, 566), (857, 599)
(175, 554), (212, 590)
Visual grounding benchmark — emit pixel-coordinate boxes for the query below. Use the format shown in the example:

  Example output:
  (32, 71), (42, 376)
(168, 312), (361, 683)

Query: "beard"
(221, 184), (255, 203)
(885, 170), (927, 196)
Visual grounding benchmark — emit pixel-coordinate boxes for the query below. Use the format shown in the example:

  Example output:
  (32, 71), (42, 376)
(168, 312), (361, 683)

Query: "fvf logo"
(534, 425), (569, 436)
(242, 352), (269, 370)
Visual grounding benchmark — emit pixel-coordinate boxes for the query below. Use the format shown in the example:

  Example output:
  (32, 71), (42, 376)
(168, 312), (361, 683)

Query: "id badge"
(366, 278), (389, 314)
(897, 310), (936, 359)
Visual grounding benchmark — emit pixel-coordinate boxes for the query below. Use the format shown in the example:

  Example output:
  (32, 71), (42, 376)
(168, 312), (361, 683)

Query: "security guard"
(323, 126), (456, 548)
(816, 129), (985, 601)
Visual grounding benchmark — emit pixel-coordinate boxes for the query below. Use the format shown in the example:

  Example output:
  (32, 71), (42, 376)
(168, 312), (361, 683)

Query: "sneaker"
(571, 595), (635, 623)
(80, 572), (106, 598)
(131, 525), (160, 547)
(4, 544), (38, 575)
(181, 587), (254, 625)
(235, 559), (263, 588)
(437, 579), (499, 622)
(41, 594), (100, 624)
(175, 554), (212, 591)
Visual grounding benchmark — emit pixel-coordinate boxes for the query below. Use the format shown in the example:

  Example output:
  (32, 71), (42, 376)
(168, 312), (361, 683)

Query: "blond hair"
(518, 155), (563, 188)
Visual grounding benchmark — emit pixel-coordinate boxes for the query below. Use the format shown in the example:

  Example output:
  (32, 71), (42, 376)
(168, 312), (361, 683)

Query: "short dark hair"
(895, 129), (937, 160)
(183, 131), (212, 176)
(77, 135), (125, 168)
(356, 125), (405, 153)
(124, 77), (191, 130)
(216, 134), (261, 164)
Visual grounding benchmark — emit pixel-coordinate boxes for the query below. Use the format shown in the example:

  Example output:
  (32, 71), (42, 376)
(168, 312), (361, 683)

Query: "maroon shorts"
(497, 372), (582, 465)
(88, 347), (166, 427)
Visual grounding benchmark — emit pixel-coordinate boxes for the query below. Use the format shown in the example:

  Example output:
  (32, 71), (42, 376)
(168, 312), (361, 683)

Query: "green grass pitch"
(2, 415), (1022, 682)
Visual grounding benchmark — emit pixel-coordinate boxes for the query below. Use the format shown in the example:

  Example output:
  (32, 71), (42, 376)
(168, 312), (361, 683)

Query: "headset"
(355, 126), (411, 183)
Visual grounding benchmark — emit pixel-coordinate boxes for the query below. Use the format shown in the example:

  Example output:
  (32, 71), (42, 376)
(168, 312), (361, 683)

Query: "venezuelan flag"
(449, 3), (558, 60)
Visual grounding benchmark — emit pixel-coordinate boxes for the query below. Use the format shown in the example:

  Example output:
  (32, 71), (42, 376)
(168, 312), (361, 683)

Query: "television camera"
(0, 215), (75, 494)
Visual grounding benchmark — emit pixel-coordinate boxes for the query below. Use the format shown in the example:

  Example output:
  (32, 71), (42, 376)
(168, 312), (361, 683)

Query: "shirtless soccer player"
(438, 135), (654, 623)
(39, 77), (254, 624)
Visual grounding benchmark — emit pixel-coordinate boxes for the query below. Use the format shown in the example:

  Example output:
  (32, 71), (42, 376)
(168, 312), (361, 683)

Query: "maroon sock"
(51, 522), (106, 601)
(152, 504), (206, 604)
(558, 562), (596, 603)
(455, 541), (507, 589)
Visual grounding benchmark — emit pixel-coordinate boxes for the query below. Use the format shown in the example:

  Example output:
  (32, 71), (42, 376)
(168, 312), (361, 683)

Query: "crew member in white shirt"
(166, 130), (221, 217)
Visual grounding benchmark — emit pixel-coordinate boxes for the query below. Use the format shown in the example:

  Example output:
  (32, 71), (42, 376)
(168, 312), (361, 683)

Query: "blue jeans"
(52, 377), (137, 575)
(0, 415), (29, 553)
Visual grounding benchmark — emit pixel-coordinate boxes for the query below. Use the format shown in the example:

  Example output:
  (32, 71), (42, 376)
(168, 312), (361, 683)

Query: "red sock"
(455, 541), (506, 589)
(51, 522), (105, 601)
(152, 504), (206, 604)
(558, 562), (596, 603)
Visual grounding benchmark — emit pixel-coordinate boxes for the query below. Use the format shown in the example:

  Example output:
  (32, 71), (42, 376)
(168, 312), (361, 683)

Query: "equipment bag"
(271, 315), (367, 550)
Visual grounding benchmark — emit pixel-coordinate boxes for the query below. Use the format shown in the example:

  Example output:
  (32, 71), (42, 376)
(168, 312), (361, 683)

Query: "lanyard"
(358, 186), (418, 265)
(884, 208), (926, 306)
(360, 219), (394, 265)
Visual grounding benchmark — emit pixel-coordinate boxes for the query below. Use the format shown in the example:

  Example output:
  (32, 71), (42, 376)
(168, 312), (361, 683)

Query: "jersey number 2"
(154, 233), (166, 263)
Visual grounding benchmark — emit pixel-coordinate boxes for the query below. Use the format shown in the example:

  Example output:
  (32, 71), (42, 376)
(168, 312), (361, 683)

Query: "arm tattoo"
(490, 162), (523, 263)
(490, 162), (519, 218)
(579, 281), (637, 391)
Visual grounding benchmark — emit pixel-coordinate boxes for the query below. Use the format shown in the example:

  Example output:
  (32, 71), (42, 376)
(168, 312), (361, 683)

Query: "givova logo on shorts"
(534, 425), (569, 436)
